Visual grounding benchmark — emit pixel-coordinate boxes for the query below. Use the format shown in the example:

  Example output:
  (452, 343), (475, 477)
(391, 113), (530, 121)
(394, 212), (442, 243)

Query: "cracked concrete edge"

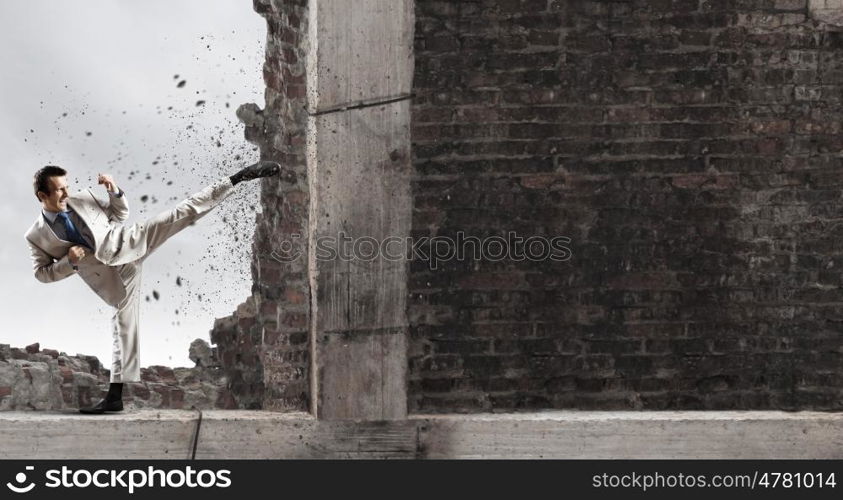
(0, 410), (200, 459)
(3, 411), (842, 459)
(195, 410), (843, 459)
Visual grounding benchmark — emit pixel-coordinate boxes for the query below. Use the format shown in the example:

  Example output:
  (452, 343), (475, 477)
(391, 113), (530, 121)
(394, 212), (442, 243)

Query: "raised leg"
(137, 178), (237, 259)
(102, 178), (236, 265)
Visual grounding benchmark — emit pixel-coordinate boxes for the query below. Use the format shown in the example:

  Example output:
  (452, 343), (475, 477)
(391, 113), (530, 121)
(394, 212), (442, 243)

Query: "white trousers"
(108, 178), (235, 383)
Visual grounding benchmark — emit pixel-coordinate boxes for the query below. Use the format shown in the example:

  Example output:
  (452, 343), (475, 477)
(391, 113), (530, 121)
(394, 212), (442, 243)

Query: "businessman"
(24, 161), (286, 414)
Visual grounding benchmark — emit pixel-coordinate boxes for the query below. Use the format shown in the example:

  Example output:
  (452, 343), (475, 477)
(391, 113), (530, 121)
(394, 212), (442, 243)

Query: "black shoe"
(79, 398), (124, 414)
(230, 161), (283, 185)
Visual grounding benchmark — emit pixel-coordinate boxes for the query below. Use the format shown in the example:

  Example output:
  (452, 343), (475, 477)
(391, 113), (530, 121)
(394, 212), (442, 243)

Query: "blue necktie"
(56, 212), (91, 249)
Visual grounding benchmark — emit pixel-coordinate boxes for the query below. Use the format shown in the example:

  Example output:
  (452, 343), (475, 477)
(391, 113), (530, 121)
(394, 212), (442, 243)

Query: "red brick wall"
(209, 0), (311, 411)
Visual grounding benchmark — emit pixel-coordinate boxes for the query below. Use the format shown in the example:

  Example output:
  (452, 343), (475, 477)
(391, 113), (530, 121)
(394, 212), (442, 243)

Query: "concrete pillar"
(306, 0), (414, 420)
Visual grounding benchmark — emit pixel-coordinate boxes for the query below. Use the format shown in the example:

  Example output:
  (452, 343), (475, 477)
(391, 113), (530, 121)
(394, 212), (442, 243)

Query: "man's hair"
(33, 165), (67, 201)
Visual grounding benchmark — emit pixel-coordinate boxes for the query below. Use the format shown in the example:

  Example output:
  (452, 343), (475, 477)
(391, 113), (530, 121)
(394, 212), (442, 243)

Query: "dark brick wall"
(409, 0), (843, 411)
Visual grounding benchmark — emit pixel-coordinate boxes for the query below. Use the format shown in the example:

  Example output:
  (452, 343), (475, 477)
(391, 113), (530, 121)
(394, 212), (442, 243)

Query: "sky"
(0, 1), (267, 367)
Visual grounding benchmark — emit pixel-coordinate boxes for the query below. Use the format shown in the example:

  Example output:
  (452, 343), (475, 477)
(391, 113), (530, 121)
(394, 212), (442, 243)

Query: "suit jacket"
(24, 189), (131, 307)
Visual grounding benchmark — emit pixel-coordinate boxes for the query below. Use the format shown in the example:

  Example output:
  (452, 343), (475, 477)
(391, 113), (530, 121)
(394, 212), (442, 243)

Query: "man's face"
(39, 175), (70, 212)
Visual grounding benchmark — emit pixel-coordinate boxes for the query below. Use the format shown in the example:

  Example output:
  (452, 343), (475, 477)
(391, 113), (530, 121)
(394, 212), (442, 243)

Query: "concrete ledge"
(197, 411), (415, 459)
(0, 410), (199, 459)
(416, 411), (843, 459)
(2, 410), (842, 459)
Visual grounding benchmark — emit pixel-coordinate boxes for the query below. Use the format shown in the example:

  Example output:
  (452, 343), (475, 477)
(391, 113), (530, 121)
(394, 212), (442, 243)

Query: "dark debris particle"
(176, 276), (182, 286)
(140, 195), (149, 202)
(152, 291), (160, 300)
(196, 100), (206, 106)
(177, 80), (186, 88)
(85, 131), (92, 136)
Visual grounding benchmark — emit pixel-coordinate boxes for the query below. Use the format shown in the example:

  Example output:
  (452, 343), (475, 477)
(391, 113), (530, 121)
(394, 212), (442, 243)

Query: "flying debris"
(177, 80), (187, 88)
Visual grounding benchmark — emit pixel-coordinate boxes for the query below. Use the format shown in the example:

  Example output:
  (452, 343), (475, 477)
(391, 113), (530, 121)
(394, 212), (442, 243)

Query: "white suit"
(24, 178), (235, 382)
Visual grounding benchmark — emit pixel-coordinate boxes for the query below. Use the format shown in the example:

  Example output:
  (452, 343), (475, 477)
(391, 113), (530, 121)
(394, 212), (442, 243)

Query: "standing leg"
(111, 261), (143, 383)
(79, 261), (140, 414)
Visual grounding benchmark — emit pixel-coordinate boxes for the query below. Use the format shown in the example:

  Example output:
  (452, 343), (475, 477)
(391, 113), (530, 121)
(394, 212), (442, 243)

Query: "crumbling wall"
(210, 0), (312, 411)
(209, 298), (266, 409)
(408, 0), (843, 411)
(0, 340), (234, 410)
(214, 0), (414, 418)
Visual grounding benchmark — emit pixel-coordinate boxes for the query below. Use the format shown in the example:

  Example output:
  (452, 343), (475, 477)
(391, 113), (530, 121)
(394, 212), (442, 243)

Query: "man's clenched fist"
(68, 245), (87, 264)
(97, 173), (118, 193)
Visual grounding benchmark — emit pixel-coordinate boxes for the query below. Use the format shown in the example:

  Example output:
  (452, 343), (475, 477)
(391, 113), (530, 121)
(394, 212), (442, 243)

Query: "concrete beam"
(2, 411), (842, 459)
(196, 411), (416, 459)
(0, 410), (198, 459)
(305, 0), (414, 420)
(315, 329), (408, 420)
(416, 411), (843, 459)
(308, 102), (412, 334)
(306, 0), (414, 112)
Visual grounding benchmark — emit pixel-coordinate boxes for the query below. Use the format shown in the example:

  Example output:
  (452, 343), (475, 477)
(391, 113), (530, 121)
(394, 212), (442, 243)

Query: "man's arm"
(98, 173), (129, 222)
(106, 189), (129, 222)
(27, 239), (77, 283)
